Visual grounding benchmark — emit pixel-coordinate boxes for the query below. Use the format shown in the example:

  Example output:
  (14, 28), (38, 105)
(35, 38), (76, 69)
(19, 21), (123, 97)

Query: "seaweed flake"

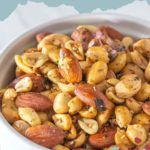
(94, 98), (106, 112)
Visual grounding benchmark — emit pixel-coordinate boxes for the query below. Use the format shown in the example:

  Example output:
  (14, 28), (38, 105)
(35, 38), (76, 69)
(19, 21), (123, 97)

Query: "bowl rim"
(0, 12), (150, 150)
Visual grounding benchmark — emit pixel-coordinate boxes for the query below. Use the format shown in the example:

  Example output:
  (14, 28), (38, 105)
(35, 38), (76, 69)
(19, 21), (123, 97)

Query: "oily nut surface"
(1, 25), (150, 150)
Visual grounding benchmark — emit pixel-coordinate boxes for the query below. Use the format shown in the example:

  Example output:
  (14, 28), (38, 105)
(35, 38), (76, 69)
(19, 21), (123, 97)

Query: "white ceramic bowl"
(0, 13), (150, 150)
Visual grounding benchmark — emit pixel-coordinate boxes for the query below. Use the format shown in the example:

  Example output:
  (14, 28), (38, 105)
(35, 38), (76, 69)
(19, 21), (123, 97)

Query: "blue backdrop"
(0, 0), (149, 20)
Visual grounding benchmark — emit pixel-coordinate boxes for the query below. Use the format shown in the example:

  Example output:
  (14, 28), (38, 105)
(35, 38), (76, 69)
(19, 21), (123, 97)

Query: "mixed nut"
(1, 25), (150, 150)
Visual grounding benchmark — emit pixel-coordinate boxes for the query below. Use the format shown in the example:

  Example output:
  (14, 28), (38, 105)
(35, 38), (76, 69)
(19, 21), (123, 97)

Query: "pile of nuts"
(1, 25), (150, 150)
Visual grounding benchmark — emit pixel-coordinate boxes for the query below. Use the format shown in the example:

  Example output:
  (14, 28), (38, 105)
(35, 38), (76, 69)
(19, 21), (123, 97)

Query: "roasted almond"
(103, 26), (123, 40)
(16, 92), (52, 111)
(13, 120), (30, 135)
(59, 48), (82, 83)
(74, 84), (96, 107)
(96, 26), (123, 41)
(74, 84), (114, 111)
(71, 27), (93, 51)
(9, 74), (48, 92)
(36, 32), (47, 42)
(89, 127), (116, 148)
(142, 101), (150, 116)
(25, 124), (66, 148)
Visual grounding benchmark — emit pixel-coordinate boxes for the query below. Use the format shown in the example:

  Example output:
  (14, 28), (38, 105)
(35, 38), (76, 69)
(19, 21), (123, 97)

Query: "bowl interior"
(0, 13), (150, 149)
(1, 13), (150, 87)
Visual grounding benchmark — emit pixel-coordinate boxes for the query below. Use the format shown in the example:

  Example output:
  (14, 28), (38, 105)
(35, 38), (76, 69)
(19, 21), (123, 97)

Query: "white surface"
(0, 0), (150, 49)
(0, 0), (150, 150)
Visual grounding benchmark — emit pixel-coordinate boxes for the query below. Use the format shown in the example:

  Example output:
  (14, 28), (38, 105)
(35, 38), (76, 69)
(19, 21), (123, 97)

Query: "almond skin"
(13, 120), (30, 135)
(36, 32), (47, 42)
(25, 124), (66, 148)
(59, 48), (82, 83)
(9, 74), (48, 92)
(103, 26), (123, 40)
(96, 26), (123, 41)
(89, 127), (116, 148)
(74, 84), (96, 107)
(71, 28), (93, 50)
(74, 84), (114, 111)
(142, 101), (150, 116)
(16, 92), (52, 111)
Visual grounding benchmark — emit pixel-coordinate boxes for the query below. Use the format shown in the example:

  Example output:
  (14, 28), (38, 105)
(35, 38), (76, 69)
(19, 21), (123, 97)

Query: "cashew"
(15, 77), (33, 92)
(65, 40), (84, 60)
(126, 124), (147, 145)
(86, 46), (109, 63)
(115, 106), (132, 128)
(79, 106), (97, 119)
(126, 51), (133, 63)
(52, 114), (72, 130)
(14, 55), (33, 74)
(22, 52), (49, 68)
(130, 50), (148, 69)
(12, 120), (30, 135)
(122, 63), (145, 82)
(47, 68), (65, 84)
(115, 128), (134, 148)
(53, 92), (71, 114)
(67, 124), (77, 139)
(135, 82), (150, 101)
(40, 90), (60, 103)
(133, 38), (150, 59)
(57, 82), (76, 94)
(0, 88), (6, 98)
(18, 107), (41, 126)
(15, 66), (25, 77)
(37, 112), (48, 123)
(42, 45), (59, 64)
(48, 91), (60, 103)
(106, 86), (125, 104)
(87, 60), (108, 84)
(43, 121), (55, 126)
(106, 78), (119, 86)
(108, 52), (127, 73)
(115, 74), (141, 98)
(122, 36), (133, 49)
(3, 88), (17, 99)
(126, 98), (142, 114)
(97, 109), (112, 128)
(145, 61), (150, 81)
(40, 84), (61, 102)
(96, 80), (108, 92)
(132, 113), (150, 125)
(79, 60), (92, 74)
(52, 144), (70, 150)
(65, 131), (86, 149)
(77, 25), (97, 32)
(78, 118), (98, 134)
(38, 33), (71, 50)
(40, 90), (53, 99)
(68, 97), (83, 115)
(2, 88), (19, 123)
(39, 62), (56, 75)
(24, 48), (39, 53)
